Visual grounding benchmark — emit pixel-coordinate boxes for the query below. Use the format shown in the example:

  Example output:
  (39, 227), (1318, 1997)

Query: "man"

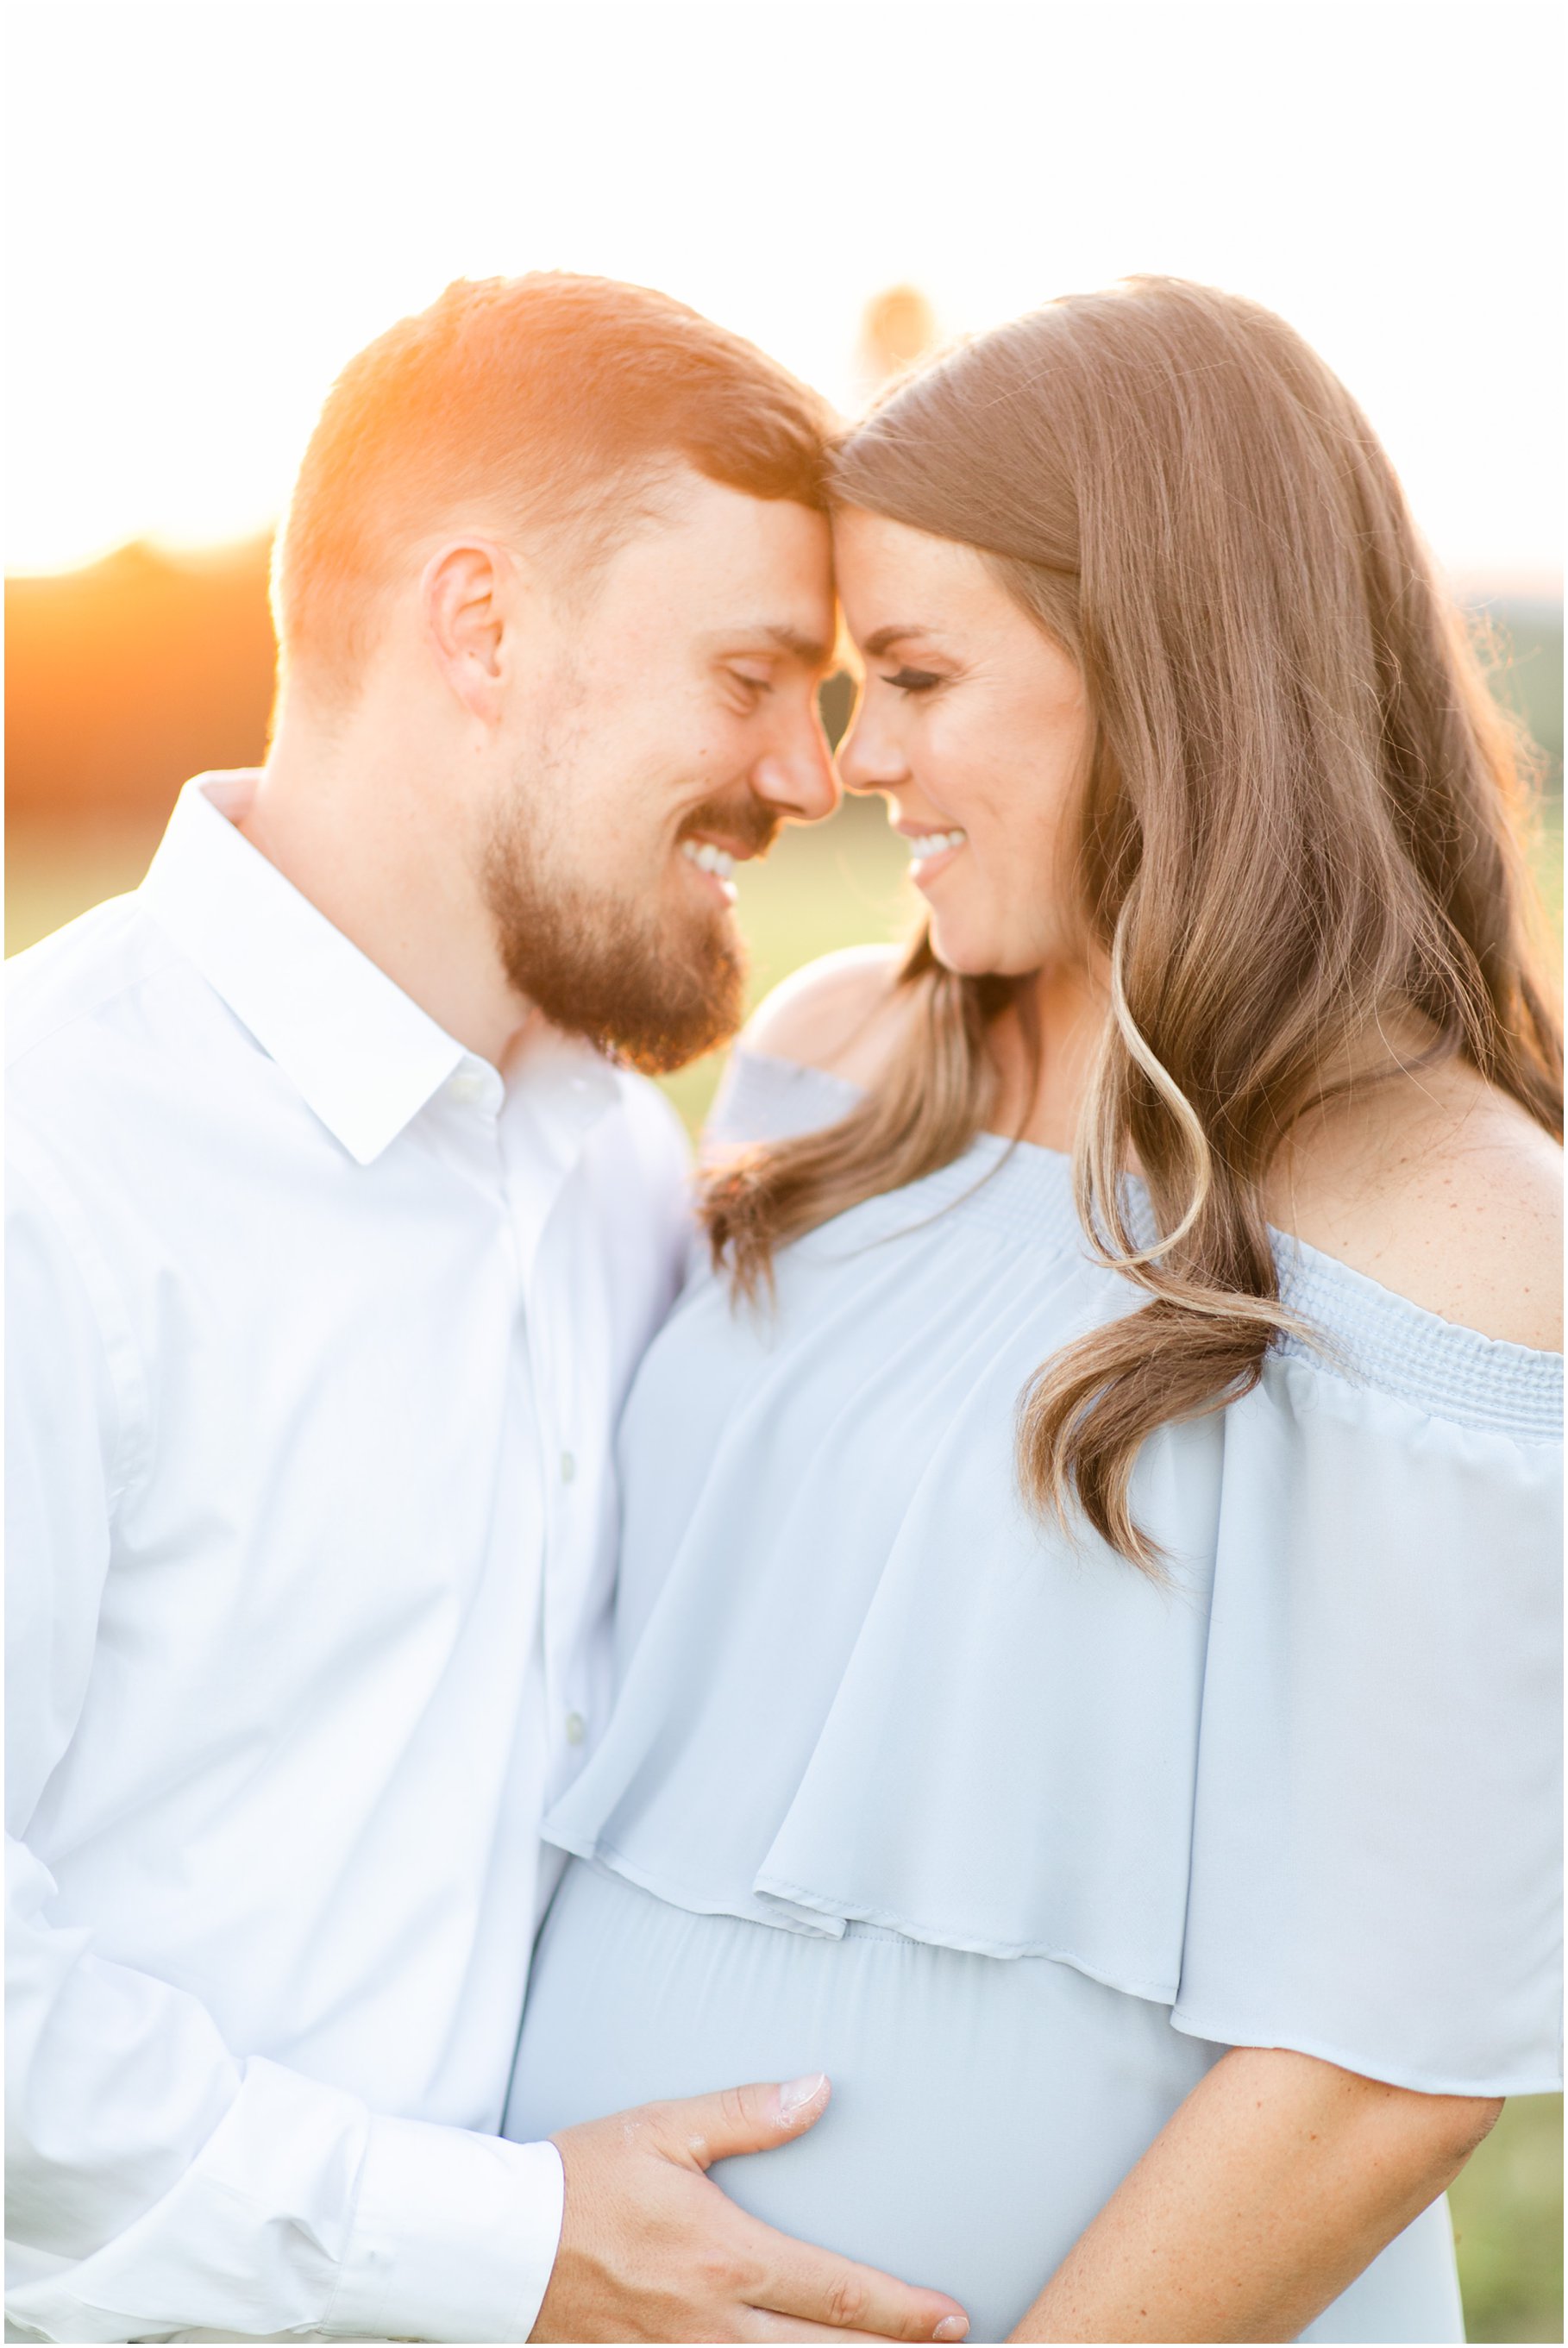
(6, 275), (968, 2347)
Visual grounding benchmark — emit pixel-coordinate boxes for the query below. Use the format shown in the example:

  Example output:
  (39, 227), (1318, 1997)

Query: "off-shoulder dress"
(505, 1049), (1562, 2345)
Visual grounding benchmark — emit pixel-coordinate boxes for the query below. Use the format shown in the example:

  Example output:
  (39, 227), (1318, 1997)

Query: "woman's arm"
(1011, 2046), (1500, 2343)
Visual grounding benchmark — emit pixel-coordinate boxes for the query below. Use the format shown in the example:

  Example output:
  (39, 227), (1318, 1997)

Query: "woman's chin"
(927, 919), (1039, 982)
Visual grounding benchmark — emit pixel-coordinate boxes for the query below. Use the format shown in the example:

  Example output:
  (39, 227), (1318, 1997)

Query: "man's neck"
(242, 718), (534, 1070)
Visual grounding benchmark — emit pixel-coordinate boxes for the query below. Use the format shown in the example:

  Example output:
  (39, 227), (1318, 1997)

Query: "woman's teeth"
(906, 829), (967, 864)
(681, 838), (738, 900)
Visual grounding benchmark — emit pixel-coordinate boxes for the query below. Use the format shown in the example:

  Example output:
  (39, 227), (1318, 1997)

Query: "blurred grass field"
(5, 747), (1564, 2347)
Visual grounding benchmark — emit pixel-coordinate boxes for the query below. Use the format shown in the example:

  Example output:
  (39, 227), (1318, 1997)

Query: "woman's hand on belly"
(1007, 2046), (1500, 2343)
(530, 2072), (971, 2344)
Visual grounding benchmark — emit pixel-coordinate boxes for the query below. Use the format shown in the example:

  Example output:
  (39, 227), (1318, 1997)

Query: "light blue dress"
(507, 1049), (1563, 2344)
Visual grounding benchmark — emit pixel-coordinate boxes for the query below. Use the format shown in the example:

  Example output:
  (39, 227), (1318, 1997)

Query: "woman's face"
(833, 506), (1091, 977)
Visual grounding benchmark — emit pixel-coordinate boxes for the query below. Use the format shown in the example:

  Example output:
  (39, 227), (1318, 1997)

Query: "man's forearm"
(6, 1846), (563, 2348)
(1009, 2045), (1500, 2344)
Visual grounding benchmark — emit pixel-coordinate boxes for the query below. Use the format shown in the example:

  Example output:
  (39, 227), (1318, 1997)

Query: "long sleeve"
(5, 1164), (564, 2345)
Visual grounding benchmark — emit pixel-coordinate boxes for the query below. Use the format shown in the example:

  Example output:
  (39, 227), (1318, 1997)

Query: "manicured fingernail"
(933, 2320), (969, 2342)
(775, 2072), (827, 2125)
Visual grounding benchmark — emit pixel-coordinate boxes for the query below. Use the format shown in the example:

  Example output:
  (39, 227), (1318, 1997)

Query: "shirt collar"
(141, 772), (473, 1165)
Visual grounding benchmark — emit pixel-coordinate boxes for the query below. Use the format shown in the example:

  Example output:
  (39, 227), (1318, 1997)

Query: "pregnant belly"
(509, 1861), (1216, 2342)
(508, 1863), (1464, 2346)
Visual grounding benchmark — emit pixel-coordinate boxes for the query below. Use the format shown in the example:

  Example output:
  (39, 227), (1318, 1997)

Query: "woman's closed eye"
(883, 665), (944, 694)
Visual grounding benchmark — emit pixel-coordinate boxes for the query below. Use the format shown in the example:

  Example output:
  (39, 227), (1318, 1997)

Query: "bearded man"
(6, 274), (967, 2348)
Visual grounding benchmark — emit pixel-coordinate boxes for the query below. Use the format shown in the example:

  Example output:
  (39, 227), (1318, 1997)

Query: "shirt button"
(448, 1070), (486, 1105)
(560, 1451), (576, 1484)
(564, 1711), (586, 1746)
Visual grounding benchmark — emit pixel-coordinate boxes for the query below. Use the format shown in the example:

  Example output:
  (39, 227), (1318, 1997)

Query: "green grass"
(1451, 2096), (1565, 2343)
(5, 794), (1564, 2345)
(1527, 792), (1564, 951)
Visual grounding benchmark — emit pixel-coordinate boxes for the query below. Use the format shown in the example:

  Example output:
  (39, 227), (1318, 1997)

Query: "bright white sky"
(4, 0), (1562, 582)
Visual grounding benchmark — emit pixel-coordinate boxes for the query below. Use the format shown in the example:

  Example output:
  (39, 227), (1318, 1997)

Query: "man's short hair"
(273, 273), (837, 699)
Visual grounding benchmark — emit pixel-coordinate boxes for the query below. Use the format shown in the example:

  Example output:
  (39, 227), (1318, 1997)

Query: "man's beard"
(482, 788), (780, 1076)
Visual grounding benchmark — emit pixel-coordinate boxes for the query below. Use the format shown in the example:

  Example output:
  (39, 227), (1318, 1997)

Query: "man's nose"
(751, 712), (842, 826)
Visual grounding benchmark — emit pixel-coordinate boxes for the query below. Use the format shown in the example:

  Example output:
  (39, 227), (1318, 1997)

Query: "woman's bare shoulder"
(741, 945), (913, 1087)
(1267, 1063), (1563, 1352)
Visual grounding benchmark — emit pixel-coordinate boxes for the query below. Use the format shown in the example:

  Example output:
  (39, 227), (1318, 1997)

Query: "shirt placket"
(438, 1047), (557, 1742)
(494, 1068), (596, 1798)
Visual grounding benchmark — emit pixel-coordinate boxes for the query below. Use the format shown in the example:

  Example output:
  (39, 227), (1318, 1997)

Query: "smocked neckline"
(717, 1046), (1564, 1442)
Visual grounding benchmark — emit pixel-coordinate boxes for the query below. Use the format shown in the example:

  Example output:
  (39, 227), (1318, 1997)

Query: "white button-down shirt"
(6, 775), (692, 2344)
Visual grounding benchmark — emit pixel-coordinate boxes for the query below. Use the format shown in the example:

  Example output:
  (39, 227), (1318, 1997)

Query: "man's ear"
(420, 539), (517, 723)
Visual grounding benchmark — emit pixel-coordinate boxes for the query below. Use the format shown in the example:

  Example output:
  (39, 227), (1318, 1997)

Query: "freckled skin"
(1266, 1058), (1562, 1352)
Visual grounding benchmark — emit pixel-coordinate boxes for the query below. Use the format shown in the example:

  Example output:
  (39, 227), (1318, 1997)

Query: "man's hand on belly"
(529, 2074), (970, 2344)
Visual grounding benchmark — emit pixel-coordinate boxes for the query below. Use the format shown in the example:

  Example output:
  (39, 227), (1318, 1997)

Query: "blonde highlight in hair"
(703, 279), (1561, 1570)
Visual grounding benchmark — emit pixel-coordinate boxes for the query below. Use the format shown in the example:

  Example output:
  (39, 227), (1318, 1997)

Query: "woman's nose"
(835, 701), (906, 798)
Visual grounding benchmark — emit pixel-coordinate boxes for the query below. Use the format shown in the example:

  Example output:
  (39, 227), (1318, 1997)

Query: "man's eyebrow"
(860, 625), (929, 658)
(711, 622), (834, 671)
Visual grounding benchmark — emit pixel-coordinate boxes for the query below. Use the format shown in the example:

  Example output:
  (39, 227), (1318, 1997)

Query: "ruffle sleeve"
(1169, 1347), (1562, 2094)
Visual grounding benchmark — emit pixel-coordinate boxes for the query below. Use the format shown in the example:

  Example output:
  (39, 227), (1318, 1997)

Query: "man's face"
(484, 471), (839, 1071)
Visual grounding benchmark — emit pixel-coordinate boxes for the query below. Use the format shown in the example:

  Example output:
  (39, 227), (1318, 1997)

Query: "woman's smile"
(900, 823), (969, 888)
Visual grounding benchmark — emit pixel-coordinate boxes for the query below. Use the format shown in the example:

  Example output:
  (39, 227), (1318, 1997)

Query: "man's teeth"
(906, 829), (967, 863)
(681, 839), (737, 881)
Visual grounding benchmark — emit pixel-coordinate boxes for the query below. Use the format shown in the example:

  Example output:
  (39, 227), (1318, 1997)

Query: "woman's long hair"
(702, 278), (1562, 1571)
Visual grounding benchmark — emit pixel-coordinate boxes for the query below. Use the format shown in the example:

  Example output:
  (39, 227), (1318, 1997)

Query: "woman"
(505, 279), (1562, 2342)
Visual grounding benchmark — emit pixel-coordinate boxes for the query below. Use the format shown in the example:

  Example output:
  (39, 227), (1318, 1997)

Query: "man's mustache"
(678, 794), (783, 861)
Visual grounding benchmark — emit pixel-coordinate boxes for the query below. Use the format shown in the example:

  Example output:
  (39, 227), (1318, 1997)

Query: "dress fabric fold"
(543, 1048), (1564, 2099)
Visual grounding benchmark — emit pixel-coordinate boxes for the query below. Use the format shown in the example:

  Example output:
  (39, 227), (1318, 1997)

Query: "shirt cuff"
(323, 2116), (564, 2343)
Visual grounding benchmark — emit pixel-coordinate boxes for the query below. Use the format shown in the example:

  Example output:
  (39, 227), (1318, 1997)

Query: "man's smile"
(680, 836), (740, 903)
